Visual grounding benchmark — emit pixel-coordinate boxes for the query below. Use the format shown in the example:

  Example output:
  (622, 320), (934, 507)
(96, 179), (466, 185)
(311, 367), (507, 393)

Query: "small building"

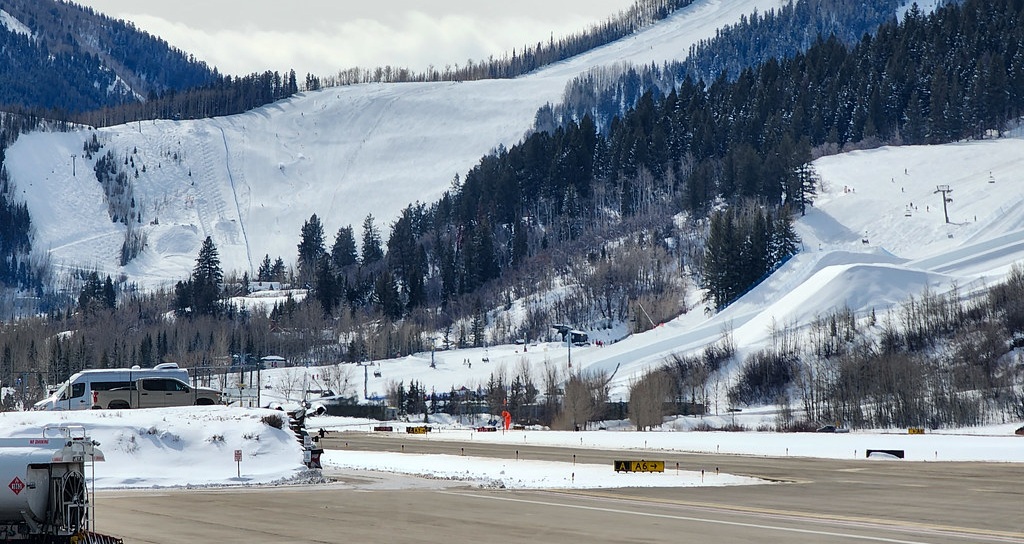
(570, 330), (589, 346)
(260, 355), (288, 368)
(553, 324), (589, 346)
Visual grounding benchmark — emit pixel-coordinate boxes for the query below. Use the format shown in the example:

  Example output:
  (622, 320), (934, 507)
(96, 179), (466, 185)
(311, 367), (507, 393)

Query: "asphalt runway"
(93, 432), (1024, 543)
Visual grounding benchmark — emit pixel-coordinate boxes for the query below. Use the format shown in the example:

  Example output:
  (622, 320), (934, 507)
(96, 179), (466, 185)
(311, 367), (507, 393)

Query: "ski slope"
(5, 0), (785, 286)
(243, 132), (1024, 402)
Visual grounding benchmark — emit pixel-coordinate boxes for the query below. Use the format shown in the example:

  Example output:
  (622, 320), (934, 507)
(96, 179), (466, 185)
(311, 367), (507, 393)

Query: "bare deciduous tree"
(541, 361), (562, 427)
(628, 368), (671, 430)
(277, 368), (303, 402)
(556, 367), (611, 431)
(321, 364), (357, 400)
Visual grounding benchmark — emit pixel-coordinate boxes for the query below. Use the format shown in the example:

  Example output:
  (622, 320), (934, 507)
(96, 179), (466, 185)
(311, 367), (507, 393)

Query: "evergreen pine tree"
(331, 225), (358, 269)
(903, 90), (927, 145)
(77, 272), (105, 315)
(271, 257), (287, 283)
(173, 280), (191, 315)
(373, 270), (403, 320)
(315, 257), (338, 316)
(745, 207), (771, 288)
(770, 207), (801, 264)
(191, 236), (223, 317)
(702, 210), (740, 308)
(360, 214), (384, 266)
(790, 160), (819, 217)
(257, 254), (273, 282)
(511, 217), (529, 266)
(102, 275), (116, 309)
(387, 209), (423, 307)
(297, 214), (326, 288)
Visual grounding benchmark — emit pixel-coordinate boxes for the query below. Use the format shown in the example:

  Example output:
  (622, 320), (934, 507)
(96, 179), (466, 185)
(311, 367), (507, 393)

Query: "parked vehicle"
(32, 363), (219, 411)
(816, 425), (850, 433)
(90, 376), (221, 409)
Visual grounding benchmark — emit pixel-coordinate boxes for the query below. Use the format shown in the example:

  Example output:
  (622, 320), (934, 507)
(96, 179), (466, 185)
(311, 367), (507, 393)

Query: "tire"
(107, 401), (130, 409)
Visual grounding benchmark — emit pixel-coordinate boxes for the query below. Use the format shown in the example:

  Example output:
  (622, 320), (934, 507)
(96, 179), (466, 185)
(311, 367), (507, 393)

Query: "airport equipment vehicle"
(0, 426), (120, 542)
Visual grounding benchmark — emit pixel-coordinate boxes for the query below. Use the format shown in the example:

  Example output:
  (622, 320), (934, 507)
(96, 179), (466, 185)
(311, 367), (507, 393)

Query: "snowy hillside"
(0, 9), (32, 37)
(4, 0), (785, 287)
(222, 131), (1024, 404)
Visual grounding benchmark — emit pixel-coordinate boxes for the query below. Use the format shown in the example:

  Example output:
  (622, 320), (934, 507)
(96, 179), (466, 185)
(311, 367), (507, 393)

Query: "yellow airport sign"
(614, 460), (665, 473)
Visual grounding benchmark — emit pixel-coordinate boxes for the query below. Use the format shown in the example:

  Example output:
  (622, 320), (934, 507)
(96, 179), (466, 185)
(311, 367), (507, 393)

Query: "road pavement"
(93, 431), (1024, 543)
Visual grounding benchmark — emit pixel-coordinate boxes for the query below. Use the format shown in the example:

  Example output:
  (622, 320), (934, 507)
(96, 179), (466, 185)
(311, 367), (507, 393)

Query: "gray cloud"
(76, 1), (636, 76)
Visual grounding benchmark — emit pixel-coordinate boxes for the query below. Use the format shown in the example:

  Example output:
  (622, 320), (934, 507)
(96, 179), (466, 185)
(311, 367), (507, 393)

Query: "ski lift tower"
(935, 184), (953, 223)
(552, 324), (573, 368)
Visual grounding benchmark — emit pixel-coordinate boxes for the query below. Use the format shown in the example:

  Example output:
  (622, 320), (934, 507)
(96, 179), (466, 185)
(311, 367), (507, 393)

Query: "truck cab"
(45, 380), (92, 410)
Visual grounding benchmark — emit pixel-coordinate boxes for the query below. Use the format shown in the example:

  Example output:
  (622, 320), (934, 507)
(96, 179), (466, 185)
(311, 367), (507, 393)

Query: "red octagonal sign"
(8, 477), (24, 495)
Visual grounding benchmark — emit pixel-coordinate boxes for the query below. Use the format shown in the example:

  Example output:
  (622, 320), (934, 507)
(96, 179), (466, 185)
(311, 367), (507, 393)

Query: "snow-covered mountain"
(5, 0), (1024, 405)
(0, 1), (217, 112)
(4, 0), (785, 288)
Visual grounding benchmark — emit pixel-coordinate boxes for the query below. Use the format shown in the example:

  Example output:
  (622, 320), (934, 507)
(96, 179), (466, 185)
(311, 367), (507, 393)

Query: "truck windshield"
(59, 382), (86, 400)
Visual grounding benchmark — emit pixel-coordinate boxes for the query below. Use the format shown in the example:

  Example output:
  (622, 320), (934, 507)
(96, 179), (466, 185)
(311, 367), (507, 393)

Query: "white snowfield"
(0, 409), (1019, 491)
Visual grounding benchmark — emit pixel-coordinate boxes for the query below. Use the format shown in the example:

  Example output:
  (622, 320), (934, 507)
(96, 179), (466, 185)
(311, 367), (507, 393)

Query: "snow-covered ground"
(0, 407), (307, 488)
(0, 408), (1019, 492)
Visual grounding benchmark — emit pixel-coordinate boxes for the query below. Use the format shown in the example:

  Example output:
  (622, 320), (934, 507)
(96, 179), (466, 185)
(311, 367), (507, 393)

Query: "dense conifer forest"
(0, 0), (219, 114)
(551, 0), (910, 130)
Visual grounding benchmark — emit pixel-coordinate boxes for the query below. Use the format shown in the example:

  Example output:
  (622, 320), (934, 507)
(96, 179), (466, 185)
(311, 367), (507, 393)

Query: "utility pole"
(934, 185), (953, 224)
(71, 154), (77, 177)
(567, 333), (571, 368)
(357, 362), (369, 400)
(430, 338), (436, 368)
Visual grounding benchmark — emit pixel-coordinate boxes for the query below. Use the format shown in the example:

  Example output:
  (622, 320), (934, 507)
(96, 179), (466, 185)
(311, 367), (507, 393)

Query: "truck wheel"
(195, 398), (215, 406)
(108, 401), (130, 409)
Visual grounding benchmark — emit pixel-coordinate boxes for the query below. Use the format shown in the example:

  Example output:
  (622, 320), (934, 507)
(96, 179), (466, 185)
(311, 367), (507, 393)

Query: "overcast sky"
(75, 1), (638, 77)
